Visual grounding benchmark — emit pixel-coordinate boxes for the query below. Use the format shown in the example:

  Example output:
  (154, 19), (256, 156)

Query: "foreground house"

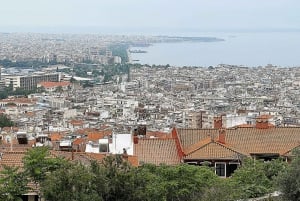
(134, 117), (300, 177)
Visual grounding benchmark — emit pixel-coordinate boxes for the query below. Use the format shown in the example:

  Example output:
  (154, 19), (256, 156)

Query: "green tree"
(129, 163), (218, 201)
(42, 162), (102, 201)
(23, 147), (67, 183)
(0, 114), (14, 128)
(0, 165), (29, 201)
(201, 178), (236, 201)
(23, 146), (67, 199)
(230, 158), (273, 199)
(276, 149), (300, 201)
(55, 86), (63, 93)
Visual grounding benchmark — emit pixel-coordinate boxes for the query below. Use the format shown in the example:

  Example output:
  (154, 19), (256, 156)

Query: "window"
(227, 163), (239, 177)
(215, 163), (226, 177)
(99, 143), (109, 152)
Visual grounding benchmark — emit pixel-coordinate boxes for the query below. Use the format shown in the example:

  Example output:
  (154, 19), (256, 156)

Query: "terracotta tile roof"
(86, 153), (106, 161)
(70, 120), (84, 126)
(237, 124), (254, 128)
(184, 137), (212, 155)
(50, 151), (91, 165)
(0, 151), (26, 171)
(73, 138), (85, 145)
(0, 98), (37, 104)
(184, 140), (247, 160)
(176, 128), (219, 150)
(38, 81), (70, 88)
(177, 127), (300, 157)
(86, 130), (112, 141)
(257, 114), (272, 119)
(76, 128), (97, 134)
(50, 133), (63, 141)
(134, 138), (181, 166)
(146, 131), (171, 139)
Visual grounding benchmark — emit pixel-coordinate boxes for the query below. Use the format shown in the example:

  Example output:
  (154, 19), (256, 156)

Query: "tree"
(42, 163), (102, 201)
(55, 86), (63, 93)
(230, 158), (273, 199)
(0, 165), (29, 201)
(133, 164), (219, 201)
(23, 147), (67, 183)
(0, 114), (14, 128)
(23, 147), (68, 199)
(276, 149), (300, 201)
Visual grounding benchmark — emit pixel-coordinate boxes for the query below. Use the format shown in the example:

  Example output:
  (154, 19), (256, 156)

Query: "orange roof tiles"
(184, 137), (212, 155)
(70, 120), (84, 126)
(0, 151), (26, 171)
(257, 114), (272, 119)
(184, 141), (246, 160)
(39, 81), (70, 88)
(0, 98), (37, 104)
(134, 138), (181, 166)
(73, 138), (85, 145)
(50, 133), (63, 141)
(237, 124), (254, 128)
(146, 131), (171, 139)
(86, 130), (112, 141)
(177, 127), (300, 158)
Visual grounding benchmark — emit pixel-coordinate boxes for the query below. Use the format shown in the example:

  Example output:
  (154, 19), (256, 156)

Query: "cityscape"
(1, 0), (300, 201)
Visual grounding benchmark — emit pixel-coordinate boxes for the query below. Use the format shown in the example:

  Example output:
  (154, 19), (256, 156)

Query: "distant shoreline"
(127, 35), (225, 64)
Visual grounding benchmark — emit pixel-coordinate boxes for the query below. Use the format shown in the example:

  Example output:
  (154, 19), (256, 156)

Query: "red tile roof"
(0, 151), (26, 171)
(146, 131), (171, 139)
(39, 81), (70, 89)
(70, 120), (84, 126)
(134, 138), (181, 166)
(177, 127), (300, 158)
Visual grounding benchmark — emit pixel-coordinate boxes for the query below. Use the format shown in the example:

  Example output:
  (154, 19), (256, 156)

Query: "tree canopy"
(0, 146), (297, 201)
(0, 114), (14, 128)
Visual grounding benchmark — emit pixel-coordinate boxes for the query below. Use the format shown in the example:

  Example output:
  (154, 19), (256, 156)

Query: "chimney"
(214, 117), (223, 129)
(256, 117), (269, 129)
(133, 136), (139, 144)
(133, 128), (139, 144)
(218, 129), (226, 144)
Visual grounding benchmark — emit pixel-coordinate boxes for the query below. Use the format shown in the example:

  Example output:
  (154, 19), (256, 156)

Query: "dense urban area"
(0, 33), (300, 201)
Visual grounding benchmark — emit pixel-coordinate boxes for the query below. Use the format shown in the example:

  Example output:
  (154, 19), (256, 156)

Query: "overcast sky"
(0, 0), (299, 33)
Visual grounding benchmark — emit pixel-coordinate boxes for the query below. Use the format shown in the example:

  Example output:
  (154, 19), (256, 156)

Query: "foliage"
(201, 178), (236, 201)
(154, 164), (219, 201)
(230, 158), (273, 199)
(276, 149), (300, 201)
(0, 146), (291, 201)
(0, 85), (39, 99)
(108, 43), (129, 63)
(23, 147), (67, 184)
(0, 165), (29, 201)
(0, 59), (63, 68)
(42, 162), (102, 201)
(0, 114), (14, 128)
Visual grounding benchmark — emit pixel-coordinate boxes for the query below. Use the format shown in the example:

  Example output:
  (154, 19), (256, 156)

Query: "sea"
(129, 31), (300, 67)
(1, 26), (299, 67)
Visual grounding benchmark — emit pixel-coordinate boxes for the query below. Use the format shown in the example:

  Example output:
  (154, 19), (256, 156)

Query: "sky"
(0, 0), (299, 34)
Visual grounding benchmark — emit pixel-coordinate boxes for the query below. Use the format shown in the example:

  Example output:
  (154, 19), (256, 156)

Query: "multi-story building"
(184, 111), (203, 128)
(4, 72), (60, 90)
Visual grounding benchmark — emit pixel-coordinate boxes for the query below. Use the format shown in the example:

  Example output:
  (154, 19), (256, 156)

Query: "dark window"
(215, 163), (226, 177)
(227, 163), (239, 177)
(99, 143), (109, 152)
